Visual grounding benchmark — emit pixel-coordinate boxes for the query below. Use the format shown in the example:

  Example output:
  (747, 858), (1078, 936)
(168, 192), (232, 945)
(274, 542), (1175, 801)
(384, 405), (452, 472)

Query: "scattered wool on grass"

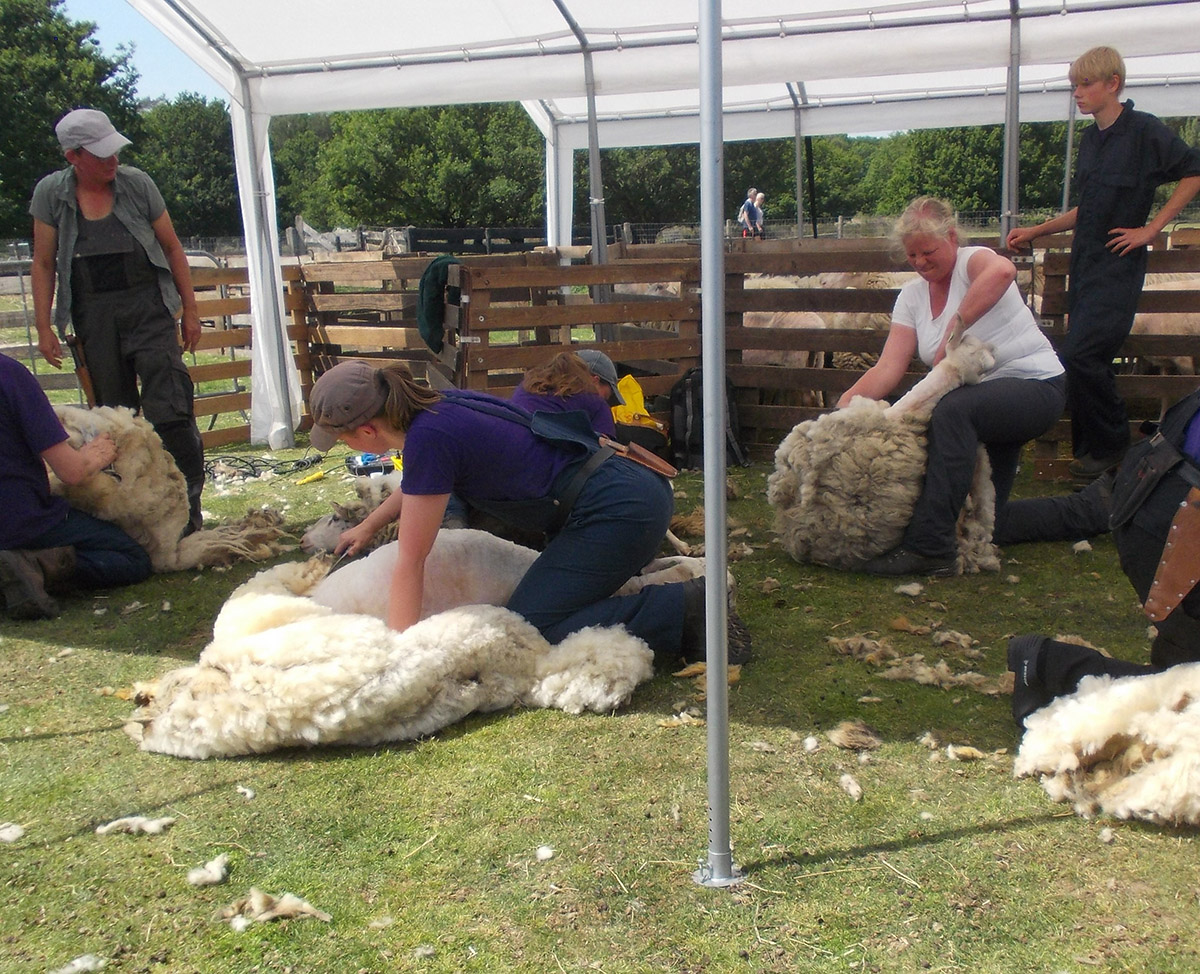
(767, 336), (999, 574)
(49, 405), (291, 571)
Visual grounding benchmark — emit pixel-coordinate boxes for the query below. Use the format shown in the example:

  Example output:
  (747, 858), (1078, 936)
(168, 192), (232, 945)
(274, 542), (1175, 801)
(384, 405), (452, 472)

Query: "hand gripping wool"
(766, 336), (1000, 574)
(48, 405), (290, 571)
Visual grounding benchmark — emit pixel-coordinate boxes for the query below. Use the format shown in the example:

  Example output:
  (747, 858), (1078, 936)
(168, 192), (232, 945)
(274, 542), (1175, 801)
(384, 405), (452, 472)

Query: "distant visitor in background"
(29, 108), (207, 534)
(753, 192), (766, 238)
(1006, 46), (1200, 483)
(737, 187), (759, 238)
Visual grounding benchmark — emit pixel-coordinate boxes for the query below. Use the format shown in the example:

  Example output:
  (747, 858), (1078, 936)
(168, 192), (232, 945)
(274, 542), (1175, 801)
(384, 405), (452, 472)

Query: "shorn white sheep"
(49, 404), (291, 571)
(127, 554), (661, 759)
(310, 528), (713, 621)
(1014, 663), (1200, 826)
(766, 336), (1000, 574)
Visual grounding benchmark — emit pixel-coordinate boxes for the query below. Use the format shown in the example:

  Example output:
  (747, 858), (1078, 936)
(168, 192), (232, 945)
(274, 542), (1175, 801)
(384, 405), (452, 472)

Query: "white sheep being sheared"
(49, 405), (291, 571)
(1014, 663), (1200, 826)
(310, 528), (714, 621)
(766, 336), (999, 574)
(127, 553), (660, 760)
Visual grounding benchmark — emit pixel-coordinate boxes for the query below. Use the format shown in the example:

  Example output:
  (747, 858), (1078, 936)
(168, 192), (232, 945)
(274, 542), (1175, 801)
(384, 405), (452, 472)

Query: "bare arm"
(152, 210), (202, 353)
(1107, 174), (1200, 255)
(932, 248), (1017, 365)
(41, 433), (117, 487)
(836, 325), (918, 408)
(31, 219), (63, 368)
(387, 492), (450, 632)
(1006, 207), (1078, 250)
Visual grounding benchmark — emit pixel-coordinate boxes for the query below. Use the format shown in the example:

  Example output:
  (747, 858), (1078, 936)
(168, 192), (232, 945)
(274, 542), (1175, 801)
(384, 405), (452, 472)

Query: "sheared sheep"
(1014, 662), (1200, 826)
(49, 405), (291, 571)
(126, 559), (659, 759)
(310, 528), (713, 621)
(767, 335), (999, 574)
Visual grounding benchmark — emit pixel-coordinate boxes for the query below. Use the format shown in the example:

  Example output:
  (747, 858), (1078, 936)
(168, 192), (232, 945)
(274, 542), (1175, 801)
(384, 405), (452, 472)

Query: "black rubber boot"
(1007, 634), (1052, 730)
(679, 577), (752, 666)
(156, 420), (206, 534)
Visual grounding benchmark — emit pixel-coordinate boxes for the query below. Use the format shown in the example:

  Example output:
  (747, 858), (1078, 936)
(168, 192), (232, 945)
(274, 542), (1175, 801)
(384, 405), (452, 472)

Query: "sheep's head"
(299, 501), (368, 553)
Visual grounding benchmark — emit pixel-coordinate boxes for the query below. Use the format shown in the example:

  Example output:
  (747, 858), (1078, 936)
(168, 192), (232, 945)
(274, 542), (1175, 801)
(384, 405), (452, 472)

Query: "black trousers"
(72, 283), (205, 531)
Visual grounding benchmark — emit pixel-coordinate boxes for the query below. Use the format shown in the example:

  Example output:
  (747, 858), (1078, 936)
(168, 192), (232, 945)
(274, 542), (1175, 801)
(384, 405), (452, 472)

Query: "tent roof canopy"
(131, 0), (1200, 143)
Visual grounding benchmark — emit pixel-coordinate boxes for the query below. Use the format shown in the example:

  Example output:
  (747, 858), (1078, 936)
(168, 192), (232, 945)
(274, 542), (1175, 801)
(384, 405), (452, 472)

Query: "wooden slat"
(195, 329), (252, 351)
(189, 266), (249, 286)
(308, 292), (416, 313)
(194, 390), (252, 416)
(189, 360), (251, 382)
(308, 324), (425, 347)
(200, 424), (251, 449)
(728, 289), (897, 313)
(195, 297), (251, 317)
(477, 299), (697, 328)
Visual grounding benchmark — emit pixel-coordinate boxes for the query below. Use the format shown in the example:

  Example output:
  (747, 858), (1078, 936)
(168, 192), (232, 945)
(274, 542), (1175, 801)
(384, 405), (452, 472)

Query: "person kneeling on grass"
(307, 359), (751, 666)
(0, 352), (152, 619)
(1008, 385), (1200, 727)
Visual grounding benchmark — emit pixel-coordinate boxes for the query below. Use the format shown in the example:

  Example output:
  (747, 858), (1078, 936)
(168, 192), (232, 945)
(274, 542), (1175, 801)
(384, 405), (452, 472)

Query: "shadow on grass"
(741, 810), (1068, 876)
(0, 721), (129, 744)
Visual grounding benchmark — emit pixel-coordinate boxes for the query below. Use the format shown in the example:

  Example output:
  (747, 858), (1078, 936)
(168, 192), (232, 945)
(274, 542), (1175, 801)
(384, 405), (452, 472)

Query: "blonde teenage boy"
(1006, 46), (1200, 480)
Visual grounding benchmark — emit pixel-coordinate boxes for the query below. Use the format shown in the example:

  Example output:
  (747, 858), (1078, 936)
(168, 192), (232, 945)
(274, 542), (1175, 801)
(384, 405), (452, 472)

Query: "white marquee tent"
(126, 0), (1200, 884)
(128, 0), (1200, 449)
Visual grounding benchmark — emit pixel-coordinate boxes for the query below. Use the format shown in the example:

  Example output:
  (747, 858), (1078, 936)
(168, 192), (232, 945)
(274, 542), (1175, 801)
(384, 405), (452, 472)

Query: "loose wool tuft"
(49, 405), (291, 571)
(766, 337), (1000, 573)
(1014, 663), (1200, 826)
(129, 561), (654, 759)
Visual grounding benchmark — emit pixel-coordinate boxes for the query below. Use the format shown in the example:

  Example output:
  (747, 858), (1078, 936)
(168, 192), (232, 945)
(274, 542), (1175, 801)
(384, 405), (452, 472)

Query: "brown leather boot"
(30, 546), (77, 594)
(0, 550), (59, 620)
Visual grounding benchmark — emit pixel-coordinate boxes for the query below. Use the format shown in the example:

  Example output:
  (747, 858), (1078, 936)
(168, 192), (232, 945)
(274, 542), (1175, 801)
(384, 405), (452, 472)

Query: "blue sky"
(63, 0), (227, 103)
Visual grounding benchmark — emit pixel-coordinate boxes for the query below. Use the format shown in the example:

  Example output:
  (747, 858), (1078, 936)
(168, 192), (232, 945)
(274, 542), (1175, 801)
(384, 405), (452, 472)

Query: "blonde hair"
(1069, 46), (1125, 94)
(891, 196), (958, 247)
(376, 363), (442, 431)
(520, 351), (594, 397)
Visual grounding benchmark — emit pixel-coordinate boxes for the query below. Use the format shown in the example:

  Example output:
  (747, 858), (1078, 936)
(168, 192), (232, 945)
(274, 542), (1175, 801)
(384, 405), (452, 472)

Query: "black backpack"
(668, 366), (751, 470)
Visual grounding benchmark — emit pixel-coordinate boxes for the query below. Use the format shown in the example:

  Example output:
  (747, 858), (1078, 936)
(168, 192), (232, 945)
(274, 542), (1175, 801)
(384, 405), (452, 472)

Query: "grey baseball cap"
(55, 109), (132, 157)
(307, 360), (387, 452)
(577, 349), (625, 405)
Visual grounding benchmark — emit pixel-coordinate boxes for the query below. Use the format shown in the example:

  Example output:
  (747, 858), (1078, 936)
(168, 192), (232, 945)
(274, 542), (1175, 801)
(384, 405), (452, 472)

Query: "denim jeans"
(18, 507), (152, 588)
(505, 456), (684, 656)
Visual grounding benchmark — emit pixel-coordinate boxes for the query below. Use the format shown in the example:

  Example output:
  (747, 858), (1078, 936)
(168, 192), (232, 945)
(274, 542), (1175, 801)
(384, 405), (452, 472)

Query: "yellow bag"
(611, 374), (664, 430)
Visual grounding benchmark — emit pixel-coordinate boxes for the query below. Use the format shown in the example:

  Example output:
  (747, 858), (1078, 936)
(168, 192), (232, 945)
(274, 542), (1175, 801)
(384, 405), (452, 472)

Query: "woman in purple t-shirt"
(307, 360), (750, 665)
(510, 350), (620, 437)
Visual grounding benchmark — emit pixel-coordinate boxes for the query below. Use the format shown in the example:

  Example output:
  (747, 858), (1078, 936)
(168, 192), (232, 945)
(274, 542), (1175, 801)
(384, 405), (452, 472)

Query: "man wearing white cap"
(29, 108), (207, 534)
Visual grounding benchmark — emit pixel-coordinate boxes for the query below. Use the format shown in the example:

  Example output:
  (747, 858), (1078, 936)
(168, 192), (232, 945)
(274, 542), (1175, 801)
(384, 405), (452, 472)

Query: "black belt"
(549, 446), (615, 534)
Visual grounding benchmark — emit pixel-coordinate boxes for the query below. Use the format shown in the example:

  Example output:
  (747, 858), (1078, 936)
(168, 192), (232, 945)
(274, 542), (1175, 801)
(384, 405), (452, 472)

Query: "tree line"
(3, 0), (1197, 241)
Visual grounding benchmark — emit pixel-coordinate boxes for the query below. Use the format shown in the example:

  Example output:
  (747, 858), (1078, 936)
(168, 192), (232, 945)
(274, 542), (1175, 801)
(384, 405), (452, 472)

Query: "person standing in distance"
(1006, 47), (1200, 482)
(30, 108), (207, 534)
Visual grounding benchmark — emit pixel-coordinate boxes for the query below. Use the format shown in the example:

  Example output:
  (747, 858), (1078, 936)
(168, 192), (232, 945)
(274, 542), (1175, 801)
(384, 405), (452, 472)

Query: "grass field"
(3, 441), (1195, 974)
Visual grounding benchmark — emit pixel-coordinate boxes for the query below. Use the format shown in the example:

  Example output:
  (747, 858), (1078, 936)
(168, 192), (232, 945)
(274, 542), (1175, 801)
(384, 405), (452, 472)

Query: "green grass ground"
(3, 444), (1194, 974)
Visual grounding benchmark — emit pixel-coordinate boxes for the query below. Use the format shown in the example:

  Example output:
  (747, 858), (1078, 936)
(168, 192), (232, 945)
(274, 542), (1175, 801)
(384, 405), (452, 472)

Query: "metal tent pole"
(694, 0), (741, 890)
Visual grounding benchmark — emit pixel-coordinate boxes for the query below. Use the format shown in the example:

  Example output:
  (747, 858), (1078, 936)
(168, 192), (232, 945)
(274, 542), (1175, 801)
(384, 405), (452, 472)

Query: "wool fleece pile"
(126, 560), (655, 759)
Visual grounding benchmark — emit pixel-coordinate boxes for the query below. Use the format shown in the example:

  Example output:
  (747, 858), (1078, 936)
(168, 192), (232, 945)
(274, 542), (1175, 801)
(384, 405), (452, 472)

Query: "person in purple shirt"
(510, 349), (622, 437)
(0, 352), (151, 619)
(306, 359), (751, 666)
